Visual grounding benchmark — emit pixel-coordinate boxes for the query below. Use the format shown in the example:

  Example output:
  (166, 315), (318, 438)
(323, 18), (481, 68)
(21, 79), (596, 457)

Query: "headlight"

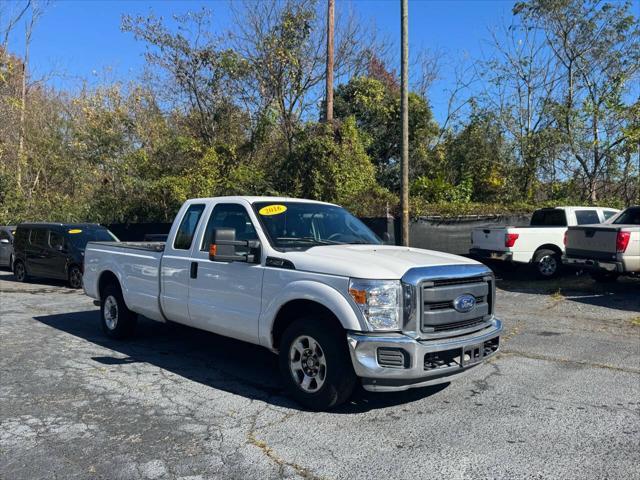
(348, 279), (401, 331)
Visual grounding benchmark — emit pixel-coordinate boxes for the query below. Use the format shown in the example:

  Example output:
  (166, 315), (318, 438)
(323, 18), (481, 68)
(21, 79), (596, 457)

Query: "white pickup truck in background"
(83, 196), (503, 409)
(470, 206), (619, 278)
(564, 206), (640, 282)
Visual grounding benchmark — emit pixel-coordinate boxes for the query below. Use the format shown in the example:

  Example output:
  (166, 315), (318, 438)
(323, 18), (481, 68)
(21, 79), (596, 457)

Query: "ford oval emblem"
(453, 294), (476, 313)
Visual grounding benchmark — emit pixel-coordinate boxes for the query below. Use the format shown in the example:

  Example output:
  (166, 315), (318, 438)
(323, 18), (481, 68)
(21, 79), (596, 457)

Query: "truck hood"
(282, 245), (481, 279)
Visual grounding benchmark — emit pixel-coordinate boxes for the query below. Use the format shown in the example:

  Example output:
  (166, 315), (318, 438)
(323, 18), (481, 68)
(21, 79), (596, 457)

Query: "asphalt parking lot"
(1, 268), (639, 480)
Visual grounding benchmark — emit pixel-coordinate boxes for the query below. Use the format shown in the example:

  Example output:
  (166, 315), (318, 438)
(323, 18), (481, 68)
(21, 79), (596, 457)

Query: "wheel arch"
(271, 299), (344, 353)
(533, 244), (563, 259)
(260, 280), (364, 351)
(98, 270), (122, 298)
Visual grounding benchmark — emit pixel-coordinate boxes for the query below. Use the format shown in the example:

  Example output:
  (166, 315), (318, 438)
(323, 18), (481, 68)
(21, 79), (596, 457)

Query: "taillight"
(563, 231), (568, 246)
(616, 231), (630, 253)
(505, 233), (519, 248)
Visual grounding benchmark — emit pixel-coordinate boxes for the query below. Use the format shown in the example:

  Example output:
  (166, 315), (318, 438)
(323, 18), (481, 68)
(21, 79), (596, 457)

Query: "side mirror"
(209, 228), (260, 263)
(0, 239), (9, 245)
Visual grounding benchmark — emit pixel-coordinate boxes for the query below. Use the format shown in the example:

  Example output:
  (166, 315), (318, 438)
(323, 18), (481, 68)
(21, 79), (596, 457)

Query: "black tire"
(279, 317), (356, 411)
(68, 265), (83, 289)
(13, 260), (28, 282)
(591, 271), (619, 283)
(533, 249), (562, 279)
(100, 283), (137, 339)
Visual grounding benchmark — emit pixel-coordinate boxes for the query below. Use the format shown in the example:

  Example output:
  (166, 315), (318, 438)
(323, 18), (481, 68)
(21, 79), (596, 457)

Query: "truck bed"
(89, 241), (165, 252)
(83, 241), (165, 321)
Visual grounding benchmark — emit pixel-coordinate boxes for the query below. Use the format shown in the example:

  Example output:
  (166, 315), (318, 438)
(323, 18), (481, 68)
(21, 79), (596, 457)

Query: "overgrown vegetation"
(0, 0), (638, 224)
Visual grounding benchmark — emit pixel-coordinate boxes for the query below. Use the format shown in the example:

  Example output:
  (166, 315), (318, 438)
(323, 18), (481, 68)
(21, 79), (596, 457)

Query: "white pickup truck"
(564, 206), (640, 282)
(83, 196), (503, 409)
(470, 206), (619, 278)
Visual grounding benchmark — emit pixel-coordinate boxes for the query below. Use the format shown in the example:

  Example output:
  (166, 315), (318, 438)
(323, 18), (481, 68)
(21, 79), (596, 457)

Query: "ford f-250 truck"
(470, 206), (619, 278)
(564, 206), (640, 282)
(83, 197), (503, 409)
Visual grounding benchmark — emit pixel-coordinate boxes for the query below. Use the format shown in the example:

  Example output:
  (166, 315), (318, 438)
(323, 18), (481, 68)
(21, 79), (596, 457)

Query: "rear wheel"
(13, 260), (28, 282)
(100, 284), (137, 339)
(533, 249), (561, 279)
(68, 265), (83, 289)
(279, 317), (356, 410)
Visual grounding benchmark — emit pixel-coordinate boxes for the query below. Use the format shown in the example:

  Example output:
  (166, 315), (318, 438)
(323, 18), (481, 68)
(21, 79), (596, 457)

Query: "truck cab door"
(160, 203), (207, 324)
(187, 202), (264, 344)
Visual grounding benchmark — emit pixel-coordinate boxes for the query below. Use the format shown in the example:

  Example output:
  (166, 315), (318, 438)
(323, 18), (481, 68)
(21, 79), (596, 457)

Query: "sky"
(4, 0), (638, 124)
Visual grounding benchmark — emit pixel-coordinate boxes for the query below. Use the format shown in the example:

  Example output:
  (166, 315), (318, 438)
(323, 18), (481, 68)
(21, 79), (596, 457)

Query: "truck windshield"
(68, 228), (119, 250)
(613, 207), (640, 225)
(253, 202), (381, 251)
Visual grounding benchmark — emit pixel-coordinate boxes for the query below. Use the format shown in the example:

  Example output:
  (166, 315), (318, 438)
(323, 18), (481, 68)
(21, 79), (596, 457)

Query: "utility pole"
(400, 0), (409, 246)
(325, 0), (335, 122)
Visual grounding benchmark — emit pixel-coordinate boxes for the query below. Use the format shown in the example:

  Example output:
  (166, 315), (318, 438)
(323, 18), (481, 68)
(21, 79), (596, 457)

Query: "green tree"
(282, 117), (386, 214)
(333, 75), (439, 191)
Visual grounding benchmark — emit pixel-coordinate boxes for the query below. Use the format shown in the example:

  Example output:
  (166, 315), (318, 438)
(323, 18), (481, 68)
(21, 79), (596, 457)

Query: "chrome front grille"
(421, 276), (492, 336)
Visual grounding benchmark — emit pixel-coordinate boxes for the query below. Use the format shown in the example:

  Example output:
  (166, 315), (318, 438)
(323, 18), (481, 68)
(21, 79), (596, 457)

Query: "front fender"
(258, 277), (365, 349)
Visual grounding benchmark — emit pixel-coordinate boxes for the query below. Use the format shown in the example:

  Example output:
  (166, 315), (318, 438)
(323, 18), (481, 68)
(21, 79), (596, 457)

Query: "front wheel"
(68, 265), (83, 289)
(100, 284), (137, 339)
(279, 317), (356, 410)
(533, 249), (562, 279)
(13, 260), (28, 282)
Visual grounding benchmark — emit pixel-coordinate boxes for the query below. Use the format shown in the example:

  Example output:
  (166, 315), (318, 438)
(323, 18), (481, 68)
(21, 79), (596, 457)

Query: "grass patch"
(630, 317), (640, 327)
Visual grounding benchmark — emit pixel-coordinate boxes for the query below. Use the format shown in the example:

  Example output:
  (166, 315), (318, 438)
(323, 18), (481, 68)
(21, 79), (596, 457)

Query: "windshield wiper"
(276, 237), (342, 245)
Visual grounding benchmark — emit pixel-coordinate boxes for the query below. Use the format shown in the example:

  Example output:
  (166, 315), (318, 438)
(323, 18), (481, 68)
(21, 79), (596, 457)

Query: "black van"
(13, 223), (118, 288)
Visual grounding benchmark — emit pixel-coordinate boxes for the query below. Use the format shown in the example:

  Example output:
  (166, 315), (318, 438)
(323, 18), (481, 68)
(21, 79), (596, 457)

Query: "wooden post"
(400, 0), (409, 246)
(325, 0), (335, 122)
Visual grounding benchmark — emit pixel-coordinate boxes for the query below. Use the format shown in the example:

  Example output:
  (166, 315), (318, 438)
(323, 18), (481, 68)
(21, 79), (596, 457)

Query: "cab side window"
(201, 204), (257, 255)
(49, 231), (65, 250)
(174, 204), (206, 250)
(575, 210), (600, 225)
(603, 210), (617, 221)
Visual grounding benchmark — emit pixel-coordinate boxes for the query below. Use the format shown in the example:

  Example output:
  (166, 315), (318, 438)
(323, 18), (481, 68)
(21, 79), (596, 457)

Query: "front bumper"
(469, 248), (512, 262)
(347, 319), (503, 392)
(563, 256), (622, 273)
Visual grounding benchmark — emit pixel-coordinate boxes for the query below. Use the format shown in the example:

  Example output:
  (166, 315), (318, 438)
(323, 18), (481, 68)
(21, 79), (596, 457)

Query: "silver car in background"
(0, 226), (16, 270)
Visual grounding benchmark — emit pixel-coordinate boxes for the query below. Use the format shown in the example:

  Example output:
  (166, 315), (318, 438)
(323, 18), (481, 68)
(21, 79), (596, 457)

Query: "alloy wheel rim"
(289, 335), (327, 393)
(15, 263), (24, 280)
(70, 269), (82, 288)
(539, 255), (557, 276)
(103, 295), (118, 330)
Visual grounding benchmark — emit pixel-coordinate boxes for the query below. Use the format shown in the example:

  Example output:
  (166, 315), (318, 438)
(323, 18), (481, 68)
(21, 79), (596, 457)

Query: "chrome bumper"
(347, 319), (503, 392)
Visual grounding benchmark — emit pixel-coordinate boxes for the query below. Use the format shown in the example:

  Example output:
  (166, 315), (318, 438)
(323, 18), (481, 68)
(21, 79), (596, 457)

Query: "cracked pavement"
(1, 269), (639, 479)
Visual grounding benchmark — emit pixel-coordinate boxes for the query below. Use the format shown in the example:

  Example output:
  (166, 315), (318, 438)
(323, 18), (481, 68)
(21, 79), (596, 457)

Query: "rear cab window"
(575, 210), (600, 225)
(603, 210), (618, 221)
(174, 204), (206, 250)
(530, 209), (567, 226)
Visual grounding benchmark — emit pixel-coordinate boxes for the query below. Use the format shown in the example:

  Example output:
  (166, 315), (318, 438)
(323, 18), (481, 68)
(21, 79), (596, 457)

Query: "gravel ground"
(1, 268), (639, 480)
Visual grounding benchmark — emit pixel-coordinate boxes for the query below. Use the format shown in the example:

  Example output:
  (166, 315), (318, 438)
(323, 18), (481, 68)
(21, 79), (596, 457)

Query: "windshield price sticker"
(68, 229), (83, 234)
(259, 205), (287, 216)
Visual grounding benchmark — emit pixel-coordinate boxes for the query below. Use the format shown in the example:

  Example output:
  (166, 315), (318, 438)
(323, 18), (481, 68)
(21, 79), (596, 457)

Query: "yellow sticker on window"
(259, 204), (287, 216)
(68, 229), (82, 234)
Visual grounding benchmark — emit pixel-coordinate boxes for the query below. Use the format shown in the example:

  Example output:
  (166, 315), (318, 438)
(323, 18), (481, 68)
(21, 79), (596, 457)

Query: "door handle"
(190, 261), (198, 279)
